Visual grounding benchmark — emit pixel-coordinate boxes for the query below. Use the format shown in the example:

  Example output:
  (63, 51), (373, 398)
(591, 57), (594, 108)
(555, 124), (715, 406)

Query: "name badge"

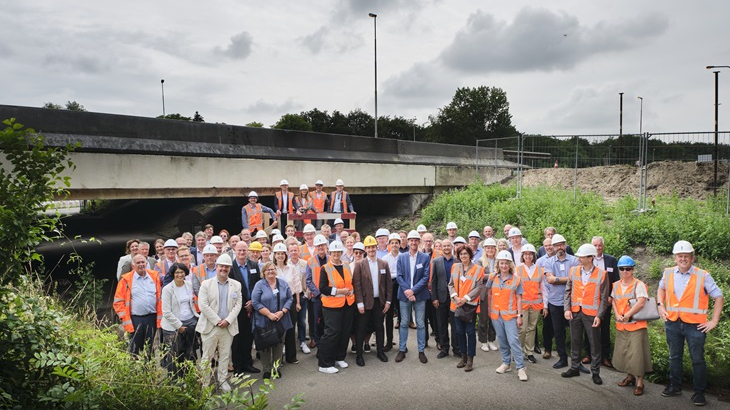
(272, 288), (279, 295)
(231, 292), (238, 299)
(559, 265), (565, 271)
(251, 269), (257, 274)
(380, 269), (386, 274)
(460, 276), (467, 282)
(607, 267), (614, 272)
(416, 263), (423, 269)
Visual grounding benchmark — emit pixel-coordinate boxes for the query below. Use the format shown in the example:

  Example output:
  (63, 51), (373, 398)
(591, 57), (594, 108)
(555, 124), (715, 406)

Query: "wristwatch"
(657, 302), (663, 306)
(519, 314), (523, 317)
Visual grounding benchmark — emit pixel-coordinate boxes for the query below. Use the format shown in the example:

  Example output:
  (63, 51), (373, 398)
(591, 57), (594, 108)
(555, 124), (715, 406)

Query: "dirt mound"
(519, 161), (729, 201)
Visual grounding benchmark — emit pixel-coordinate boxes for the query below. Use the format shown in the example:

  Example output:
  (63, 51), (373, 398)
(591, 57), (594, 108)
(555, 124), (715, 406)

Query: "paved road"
(252, 328), (729, 410)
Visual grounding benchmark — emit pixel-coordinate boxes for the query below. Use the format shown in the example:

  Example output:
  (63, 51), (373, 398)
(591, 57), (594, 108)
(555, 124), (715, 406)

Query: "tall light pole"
(707, 66), (730, 194)
(368, 13), (378, 138)
(161, 79), (166, 118)
(637, 96), (643, 136)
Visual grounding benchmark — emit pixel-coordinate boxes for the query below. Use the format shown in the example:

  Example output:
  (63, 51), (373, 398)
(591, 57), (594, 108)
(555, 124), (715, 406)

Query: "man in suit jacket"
(395, 230), (431, 364)
(430, 239), (455, 359)
(352, 236), (392, 366)
(583, 236), (620, 367)
(196, 254), (242, 392)
(229, 241), (262, 375)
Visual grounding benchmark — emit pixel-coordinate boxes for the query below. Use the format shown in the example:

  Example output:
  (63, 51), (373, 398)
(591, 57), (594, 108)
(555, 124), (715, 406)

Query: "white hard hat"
(416, 224), (427, 233)
(672, 240), (694, 254)
(314, 234), (328, 246)
(163, 239), (178, 248)
(551, 234), (566, 245)
(209, 235), (224, 244)
(300, 184), (308, 191)
(315, 179), (324, 185)
(468, 230), (480, 238)
(453, 236), (466, 244)
(273, 243), (287, 253)
(303, 224), (316, 234)
(203, 244), (218, 254)
(335, 179), (344, 186)
(575, 244), (598, 257)
(508, 227), (522, 238)
(446, 222), (458, 230)
(406, 230), (420, 240)
(271, 229), (281, 236)
(334, 218), (344, 225)
(216, 253), (233, 266)
(375, 228), (389, 237)
(353, 242), (365, 252)
(482, 237), (497, 248)
(248, 191), (258, 197)
(522, 243), (537, 254)
(272, 234), (285, 243)
(329, 241), (344, 252)
(280, 179), (289, 186)
(388, 233), (401, 242)
(496, 250), (513, 261)
(255, 230), (268, 239)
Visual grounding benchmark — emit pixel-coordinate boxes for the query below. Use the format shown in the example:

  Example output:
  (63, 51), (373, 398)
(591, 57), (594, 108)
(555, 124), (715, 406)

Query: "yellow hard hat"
(363, 235), (377, 247)
(249, 241), (263, 251)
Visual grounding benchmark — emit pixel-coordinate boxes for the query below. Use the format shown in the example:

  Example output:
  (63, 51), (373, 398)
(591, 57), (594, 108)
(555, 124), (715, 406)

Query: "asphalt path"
(254, 328), (729, 410)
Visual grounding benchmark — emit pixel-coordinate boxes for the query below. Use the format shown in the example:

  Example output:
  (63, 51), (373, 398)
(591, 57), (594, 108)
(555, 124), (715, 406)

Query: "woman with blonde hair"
(477, 238), (498, 352)
(497, 238), (509, 253)
(273, 243), (302, 365)
(260, 244), (273, 264)
(516, 244), (546, 364)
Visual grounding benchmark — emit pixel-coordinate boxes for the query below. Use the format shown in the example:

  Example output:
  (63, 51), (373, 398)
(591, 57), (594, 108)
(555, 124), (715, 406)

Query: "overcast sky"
(3, 1), (730, 138)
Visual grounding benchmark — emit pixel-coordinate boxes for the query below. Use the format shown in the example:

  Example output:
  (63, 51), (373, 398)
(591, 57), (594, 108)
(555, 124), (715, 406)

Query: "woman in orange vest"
(487, 250), (528, 381)
(293, 184), (316, 230)
(311, 180), (329, 229)
(612, 255), (652, 396)
(516, 244), (546, 364)
(316, 241), (355, 374)
(448, 246), (484, 372)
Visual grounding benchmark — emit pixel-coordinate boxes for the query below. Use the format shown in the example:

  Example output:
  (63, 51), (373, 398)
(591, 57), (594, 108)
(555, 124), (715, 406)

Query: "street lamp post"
(161, 79), (166, 118)
(368, 13), (378, 138)
(707, 66), (730, 194)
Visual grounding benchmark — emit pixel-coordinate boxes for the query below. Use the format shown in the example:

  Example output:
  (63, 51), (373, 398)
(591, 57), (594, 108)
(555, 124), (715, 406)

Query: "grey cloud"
(244, 99), (301, 115)
(43, 53), (109, 74)
(299, 26), (364, 55)
(215, 32), (253, 60)
(300, 27), (328, 54)
(541, 84), (625, 133)
(380, 61), (459, 109)
(440, 8), (669, 73)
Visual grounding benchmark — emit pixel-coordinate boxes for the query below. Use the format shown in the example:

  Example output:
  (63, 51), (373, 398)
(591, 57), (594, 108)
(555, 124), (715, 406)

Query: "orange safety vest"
(113, 270), (162, 333)
(517, 264), (544, 311)
(663, 267), (709, 324)
(276, 191), (295, 214)
(191, 264), (216, 290)
(569, 266), (606, 316)
(489, 272), (522, 320)
(300, 244), (314, 262)
(308, 254), (327, 292)
(321, 262), (355, 308)
(328, 190), (349, 212)
(312, 191), (328, 212)
(449, 263), (484, 312)
(244, 203), (263, 230)
(613, 278), (647, 331)
(295, 194), (314, 224)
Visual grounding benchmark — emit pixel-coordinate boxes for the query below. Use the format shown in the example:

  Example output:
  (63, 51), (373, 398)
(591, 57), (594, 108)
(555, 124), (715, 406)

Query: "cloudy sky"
(3, 1), (730, 137)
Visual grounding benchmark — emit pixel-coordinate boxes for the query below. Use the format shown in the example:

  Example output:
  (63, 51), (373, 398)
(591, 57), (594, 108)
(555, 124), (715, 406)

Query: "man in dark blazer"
(229, 241), (262, 374)
(582, 236), (619, 367)
(352, 236), (392, 366)
(395, 230), (432, 364)
(430, 238), (456, 359)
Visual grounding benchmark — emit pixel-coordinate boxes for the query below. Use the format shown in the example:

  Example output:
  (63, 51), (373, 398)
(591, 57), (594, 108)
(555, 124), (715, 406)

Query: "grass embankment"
(420, 183), (730, 389)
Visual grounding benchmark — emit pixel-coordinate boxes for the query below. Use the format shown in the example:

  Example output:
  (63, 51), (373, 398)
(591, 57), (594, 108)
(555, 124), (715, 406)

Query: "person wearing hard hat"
(311, 180), (329, 229)
(155, 239), (179, 281)
(561, 243), (609, 386)
(538, 227), (573, 258)
(507, 227), (524, 266)
(374, 228), (390, 259)
(516, 243), (547, 364)
(330, 218), (346, 243)
(254, 230), (269, 245)
(328, 179), (355, 214)
(477, 238), (499, 353)
(468, 231), (482, 263)
(292, 184), (315, 230)
(395, 230), (431, 364)
(430, 238), (456, 359)
(352, 236), (392, 366)
(382, 232), (402, 350)
(657, 241), (724, 406)
(287, 241), (311, 354)
(416, 224), (428, 242)
(242, 191), (277, 233)
(448, 245), (485, 372)
(317, 241), (356, 374)
(195, 253), (242, 393)
(191, 244), (220, 296)
(274, 179), (295, 222)
(299, 224), (317, 262)
(305, 234), (330, 348)
(229, 241), (262, 375)
(583, 236), (620, 368)
(446, 222), (458, 243)
(210, 235), (225, 255)
(536, 237), (556, 360)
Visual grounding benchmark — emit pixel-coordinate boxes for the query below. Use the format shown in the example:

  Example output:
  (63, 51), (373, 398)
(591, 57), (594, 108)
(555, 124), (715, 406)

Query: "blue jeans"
(453, 315), (476, 357)
(492, 316), (525, 369)
(399, 300), (426, 352)
(297, 297), (309, 343)
(665, 319), (707, 393)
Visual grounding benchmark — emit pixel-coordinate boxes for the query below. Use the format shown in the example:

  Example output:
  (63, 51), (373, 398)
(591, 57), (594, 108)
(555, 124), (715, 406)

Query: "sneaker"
(662, 385), (682, 397)
(220, 381), (232, 392)
(691, 393), (706, 406)
(335, 360), (349, 368)
(488, 341), (499, 351)
(300, 342), (311, 354)
(318, 366), (339, 374)
(496, 364), (511, 374)
(363, 343), (371, 353)
(526, 355), (537, 364)
(350, 345), (357, 353)
(480, 343), (489, 352)
(518, 368), (528, 381)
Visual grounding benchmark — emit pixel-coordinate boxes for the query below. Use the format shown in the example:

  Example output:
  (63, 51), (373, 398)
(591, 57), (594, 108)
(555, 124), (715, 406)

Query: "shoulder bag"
(628, 297), (660, 321)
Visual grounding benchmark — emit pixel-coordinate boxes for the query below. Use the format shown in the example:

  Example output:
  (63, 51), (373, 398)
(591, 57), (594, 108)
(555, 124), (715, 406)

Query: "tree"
(192, 111), (204, 122)
(245, 121), (264, 128)
(300, 108), (331, 133)
(42, 101), (86, 111)
(272, 114), (312, 131)
(427, 86), (517, 145)
(156, 113), (192, 121)
(346, 109), (374, 136)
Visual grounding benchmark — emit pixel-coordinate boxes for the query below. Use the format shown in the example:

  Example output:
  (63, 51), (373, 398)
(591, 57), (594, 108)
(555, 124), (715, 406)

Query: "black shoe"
(553, 359), (569, 369)
(453, 350), (462, 357)
(561, 368), (580, 378)
(285, 359), (299, 364)
(592, 374), (603, 385)
(242, 364), (261, 373)
(404, 347), (409, 353)
(363, 343), (371, 353)
(578, 363), (590, 374)
(262, 371), (271, 379)
(383, 344), (392, 352)
(356, 355), (365, 367)
(527, 355), (537, 364)
(691, 393), (706, 406)
(662, 385), (682, 397)
(377, 352), (388, 362)
(351, 345), (357, 353)
(437, 351), (449, 359)
(534, 346), (542, 355)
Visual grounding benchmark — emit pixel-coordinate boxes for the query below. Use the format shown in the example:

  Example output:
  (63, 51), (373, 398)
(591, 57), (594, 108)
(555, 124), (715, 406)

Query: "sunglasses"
(618, 267), (634, 271)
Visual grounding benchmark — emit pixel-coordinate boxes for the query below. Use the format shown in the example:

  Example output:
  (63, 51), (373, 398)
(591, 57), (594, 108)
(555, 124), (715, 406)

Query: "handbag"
(454, 265), (478, 322)
(628, 297), (660, 321)
(254, 280), (287, 350)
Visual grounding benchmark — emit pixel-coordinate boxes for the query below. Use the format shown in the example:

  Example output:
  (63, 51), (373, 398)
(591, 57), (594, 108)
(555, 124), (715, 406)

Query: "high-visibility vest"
(449, 263), (484, 312)
(569, 266), (606, 316)
(517, 264), (544, 310)
(612, 278), (647, 331)
(663, 267), (709, 324)
(244, 203), (263, 230)
(300, 244), (314, 262)
(191, 264), (211, 288)
(328, 190), (349, 212)
(155, 259), (175, 279)
(489, 272), (521, 320)
(113, 270), (162, 333)
(312, 191), (328, 212)
(308, 254), (327, 293)
(276, 191), (295, 214)
(294, 194), (313, 224)
(321, 262), (355, 308)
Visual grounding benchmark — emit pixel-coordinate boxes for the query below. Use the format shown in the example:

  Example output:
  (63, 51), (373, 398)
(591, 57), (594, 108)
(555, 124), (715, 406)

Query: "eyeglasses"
(618, 267), (634, 271)
(266, 268), (276, 272)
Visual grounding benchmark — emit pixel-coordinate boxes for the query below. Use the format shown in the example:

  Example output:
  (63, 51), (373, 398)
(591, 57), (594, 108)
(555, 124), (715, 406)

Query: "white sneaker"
(518, 368), (528, 381)
(335, 360), (349, 368)
(318, 366), (339, 374)
(488, 341), (499, 351)
(300, 342), (311, 354)
(220, 381), (232, 392)
(496, 364), (512, 374)
(480, 343), (489, 352)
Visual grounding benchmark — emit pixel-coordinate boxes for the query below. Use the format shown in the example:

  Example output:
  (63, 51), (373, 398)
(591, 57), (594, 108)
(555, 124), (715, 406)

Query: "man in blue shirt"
(395, 230), (431, 364)
(543, 234), (579, 369)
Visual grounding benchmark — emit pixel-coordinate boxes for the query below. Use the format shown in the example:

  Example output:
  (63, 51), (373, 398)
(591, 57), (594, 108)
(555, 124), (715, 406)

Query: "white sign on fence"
(698, 154), (712, 162)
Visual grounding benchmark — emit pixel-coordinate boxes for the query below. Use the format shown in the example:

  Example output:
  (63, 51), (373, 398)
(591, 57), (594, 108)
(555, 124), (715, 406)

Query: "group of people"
(113, 193), (724, 406)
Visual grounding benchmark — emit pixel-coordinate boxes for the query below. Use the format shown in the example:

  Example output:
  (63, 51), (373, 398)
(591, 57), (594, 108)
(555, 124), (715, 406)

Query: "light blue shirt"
(205, 266), (217, 280)
(658, 265), (723, 300)
(130, 272), (157, 316)
(217, 279), (230, 320)
(472, 248), (483, 264)
(544, 254), (579, 306)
